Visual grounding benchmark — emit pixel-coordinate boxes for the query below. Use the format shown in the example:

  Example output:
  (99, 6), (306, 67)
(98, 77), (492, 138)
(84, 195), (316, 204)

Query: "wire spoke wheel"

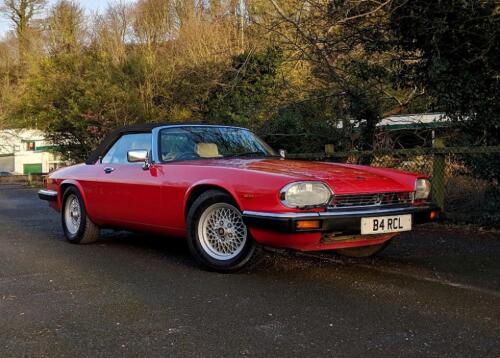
(64, 194), (81, 235)
(198, 203), (247, 261)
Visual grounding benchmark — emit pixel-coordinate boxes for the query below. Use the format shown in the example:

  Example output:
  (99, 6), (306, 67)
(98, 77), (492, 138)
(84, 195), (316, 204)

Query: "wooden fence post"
(325, 144), (335, 157)
(432, 138), (446, 211)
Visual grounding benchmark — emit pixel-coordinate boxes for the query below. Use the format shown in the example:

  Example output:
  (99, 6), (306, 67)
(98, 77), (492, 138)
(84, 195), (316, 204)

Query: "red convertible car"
(39, 124), (438, 271)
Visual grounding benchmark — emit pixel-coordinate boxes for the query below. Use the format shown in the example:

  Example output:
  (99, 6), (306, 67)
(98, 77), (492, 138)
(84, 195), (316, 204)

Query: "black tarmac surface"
(1, 185), (499, 357)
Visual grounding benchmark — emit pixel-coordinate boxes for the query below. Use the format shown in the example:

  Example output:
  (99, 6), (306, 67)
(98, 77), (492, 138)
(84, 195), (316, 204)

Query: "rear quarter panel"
(45, 164), (100, 221)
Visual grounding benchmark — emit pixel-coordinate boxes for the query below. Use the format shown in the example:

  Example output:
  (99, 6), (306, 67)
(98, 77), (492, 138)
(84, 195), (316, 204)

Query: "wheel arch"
(184, 182), (243, 218)
(60, 180), (90, 212)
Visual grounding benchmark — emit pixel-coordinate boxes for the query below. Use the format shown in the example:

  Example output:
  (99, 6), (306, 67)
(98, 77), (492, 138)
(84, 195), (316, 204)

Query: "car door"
(90, 132), (164, 229)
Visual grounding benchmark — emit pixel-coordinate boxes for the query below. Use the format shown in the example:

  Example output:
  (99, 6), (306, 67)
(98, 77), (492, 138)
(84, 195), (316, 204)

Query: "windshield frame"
(151, 125), (278, 164)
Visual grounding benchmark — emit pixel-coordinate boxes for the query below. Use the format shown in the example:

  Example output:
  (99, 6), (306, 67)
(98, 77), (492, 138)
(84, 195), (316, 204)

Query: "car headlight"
(415, 179), (431, 200)
(280, 181), (332, 208)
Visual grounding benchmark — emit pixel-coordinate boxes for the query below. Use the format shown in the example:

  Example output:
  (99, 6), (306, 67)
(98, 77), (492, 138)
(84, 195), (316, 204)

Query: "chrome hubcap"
(64, 194), (81, 235)
(198, 203), (247, 260)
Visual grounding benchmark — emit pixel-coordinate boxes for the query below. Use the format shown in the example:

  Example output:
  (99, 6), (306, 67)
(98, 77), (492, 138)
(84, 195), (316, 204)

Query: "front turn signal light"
(296, 220), (321, 230)
(430, 211), (439, 220)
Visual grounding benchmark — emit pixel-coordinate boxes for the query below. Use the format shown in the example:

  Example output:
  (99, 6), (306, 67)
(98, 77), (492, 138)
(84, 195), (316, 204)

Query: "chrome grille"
(328, 192), (414, 209)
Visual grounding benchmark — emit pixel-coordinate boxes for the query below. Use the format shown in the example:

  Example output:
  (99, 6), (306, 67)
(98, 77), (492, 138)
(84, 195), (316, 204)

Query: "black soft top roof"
(85, 122), (244, 165)
(86, 123), (158, 165)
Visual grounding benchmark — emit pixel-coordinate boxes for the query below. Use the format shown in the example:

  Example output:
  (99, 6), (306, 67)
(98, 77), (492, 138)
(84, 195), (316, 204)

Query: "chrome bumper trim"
(38, 189), (58, 201)
(243, 211), (321, 219)
(243, 205), (432, 219)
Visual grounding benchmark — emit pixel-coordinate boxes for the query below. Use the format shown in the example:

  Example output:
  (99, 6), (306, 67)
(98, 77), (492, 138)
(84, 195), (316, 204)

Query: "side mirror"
(127, 149), (148, 163)
(279, 149), (287, 158)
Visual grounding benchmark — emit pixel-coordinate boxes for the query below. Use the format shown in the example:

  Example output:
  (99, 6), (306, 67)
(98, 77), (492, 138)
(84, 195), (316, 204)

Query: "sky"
(0, 0), (119, 37)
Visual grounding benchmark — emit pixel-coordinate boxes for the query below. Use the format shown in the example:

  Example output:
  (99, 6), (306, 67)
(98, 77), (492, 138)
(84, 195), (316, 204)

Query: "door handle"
(103, 167), (115, 174)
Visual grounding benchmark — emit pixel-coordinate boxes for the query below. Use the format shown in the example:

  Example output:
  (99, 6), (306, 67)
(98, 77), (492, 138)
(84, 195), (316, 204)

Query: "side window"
(101, 133), (151, 164)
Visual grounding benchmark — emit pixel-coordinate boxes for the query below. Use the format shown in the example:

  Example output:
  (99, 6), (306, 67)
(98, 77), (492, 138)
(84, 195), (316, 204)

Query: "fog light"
(296, 220), (321, 230)
(430, 211), (439, 220)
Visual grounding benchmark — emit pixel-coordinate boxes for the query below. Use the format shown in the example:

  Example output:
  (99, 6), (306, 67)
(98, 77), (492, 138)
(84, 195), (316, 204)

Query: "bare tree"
(132, 0), (175, 51)
(46, 0), (85, 54)
(1, 0), (47, 60)
(260, 0), (427, 151)
(93, 2), (132, 64)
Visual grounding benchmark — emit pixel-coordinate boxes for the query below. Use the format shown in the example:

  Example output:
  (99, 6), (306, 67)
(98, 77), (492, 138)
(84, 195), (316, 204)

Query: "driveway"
(1, 185), (499, 357)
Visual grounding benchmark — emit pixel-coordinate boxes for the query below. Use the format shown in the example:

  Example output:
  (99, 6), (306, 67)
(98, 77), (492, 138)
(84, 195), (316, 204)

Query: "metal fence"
(288, 144), (500, 227)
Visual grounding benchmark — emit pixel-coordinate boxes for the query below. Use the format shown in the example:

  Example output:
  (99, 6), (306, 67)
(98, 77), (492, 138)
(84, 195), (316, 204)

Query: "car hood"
(185, 158), (415, 194)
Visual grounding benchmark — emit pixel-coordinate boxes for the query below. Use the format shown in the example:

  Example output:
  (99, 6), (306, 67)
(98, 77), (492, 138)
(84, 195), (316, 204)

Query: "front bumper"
(243, 205), (439, 234)
(38, 189), (58, 202)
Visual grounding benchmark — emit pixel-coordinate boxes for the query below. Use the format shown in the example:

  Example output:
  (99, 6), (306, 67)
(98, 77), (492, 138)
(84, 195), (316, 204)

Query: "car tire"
(335, 239), (393, 258)
(61, 186), (100, 244)
(186, 190), (260, 272)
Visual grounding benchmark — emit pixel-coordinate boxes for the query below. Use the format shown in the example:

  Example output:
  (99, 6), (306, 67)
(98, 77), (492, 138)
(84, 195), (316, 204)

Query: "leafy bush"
(258, 96), (343, 153)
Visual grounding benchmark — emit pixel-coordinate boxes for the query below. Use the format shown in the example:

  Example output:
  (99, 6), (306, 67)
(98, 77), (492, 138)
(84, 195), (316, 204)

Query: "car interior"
(160, 132), (223, 161)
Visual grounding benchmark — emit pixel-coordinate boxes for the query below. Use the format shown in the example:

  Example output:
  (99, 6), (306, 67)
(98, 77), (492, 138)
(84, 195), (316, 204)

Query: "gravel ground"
(1, 185), (499, 357)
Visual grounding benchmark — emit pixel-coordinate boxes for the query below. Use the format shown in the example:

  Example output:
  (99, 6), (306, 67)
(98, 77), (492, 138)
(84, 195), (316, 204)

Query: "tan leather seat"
(196, 143), (221, 158)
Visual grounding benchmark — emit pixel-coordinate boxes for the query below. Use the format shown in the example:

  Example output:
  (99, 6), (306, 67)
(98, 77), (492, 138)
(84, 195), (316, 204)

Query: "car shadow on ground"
(93, 227), (500, 292)
(97, 226), (496, 270)
(96, 229), (336, 274)
(98, 230), (200, 270)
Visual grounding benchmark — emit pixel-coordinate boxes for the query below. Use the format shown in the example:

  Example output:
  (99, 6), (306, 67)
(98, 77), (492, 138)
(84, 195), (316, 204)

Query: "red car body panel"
(248, 227), (398, 251)
(44, 154), (433, 251)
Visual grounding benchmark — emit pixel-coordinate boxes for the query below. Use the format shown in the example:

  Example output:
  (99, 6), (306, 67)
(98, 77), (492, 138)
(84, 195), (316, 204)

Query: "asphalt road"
(1, 185), (499, 357)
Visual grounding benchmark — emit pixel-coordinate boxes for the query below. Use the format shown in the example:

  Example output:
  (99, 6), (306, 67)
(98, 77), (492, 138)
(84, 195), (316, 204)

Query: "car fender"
(184, 179), (244, 214)
(59, 179), (94, 217)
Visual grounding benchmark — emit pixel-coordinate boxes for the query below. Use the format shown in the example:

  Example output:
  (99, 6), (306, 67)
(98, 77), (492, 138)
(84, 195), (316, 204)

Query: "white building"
(376, 113), (450, 130)
(334, 113), (453, 149)
(0, 129), (63, 175)
(335, 113), (450, 130)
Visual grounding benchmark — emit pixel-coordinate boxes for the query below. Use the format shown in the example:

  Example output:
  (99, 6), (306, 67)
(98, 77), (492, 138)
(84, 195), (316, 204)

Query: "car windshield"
(158, 126), (278, 162)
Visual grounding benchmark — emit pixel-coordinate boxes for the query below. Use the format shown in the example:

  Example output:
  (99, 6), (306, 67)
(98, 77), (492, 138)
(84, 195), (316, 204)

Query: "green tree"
(204, 47), (284, 130)
(10, 51), (146, 161)
(390, 0), (500, 145)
